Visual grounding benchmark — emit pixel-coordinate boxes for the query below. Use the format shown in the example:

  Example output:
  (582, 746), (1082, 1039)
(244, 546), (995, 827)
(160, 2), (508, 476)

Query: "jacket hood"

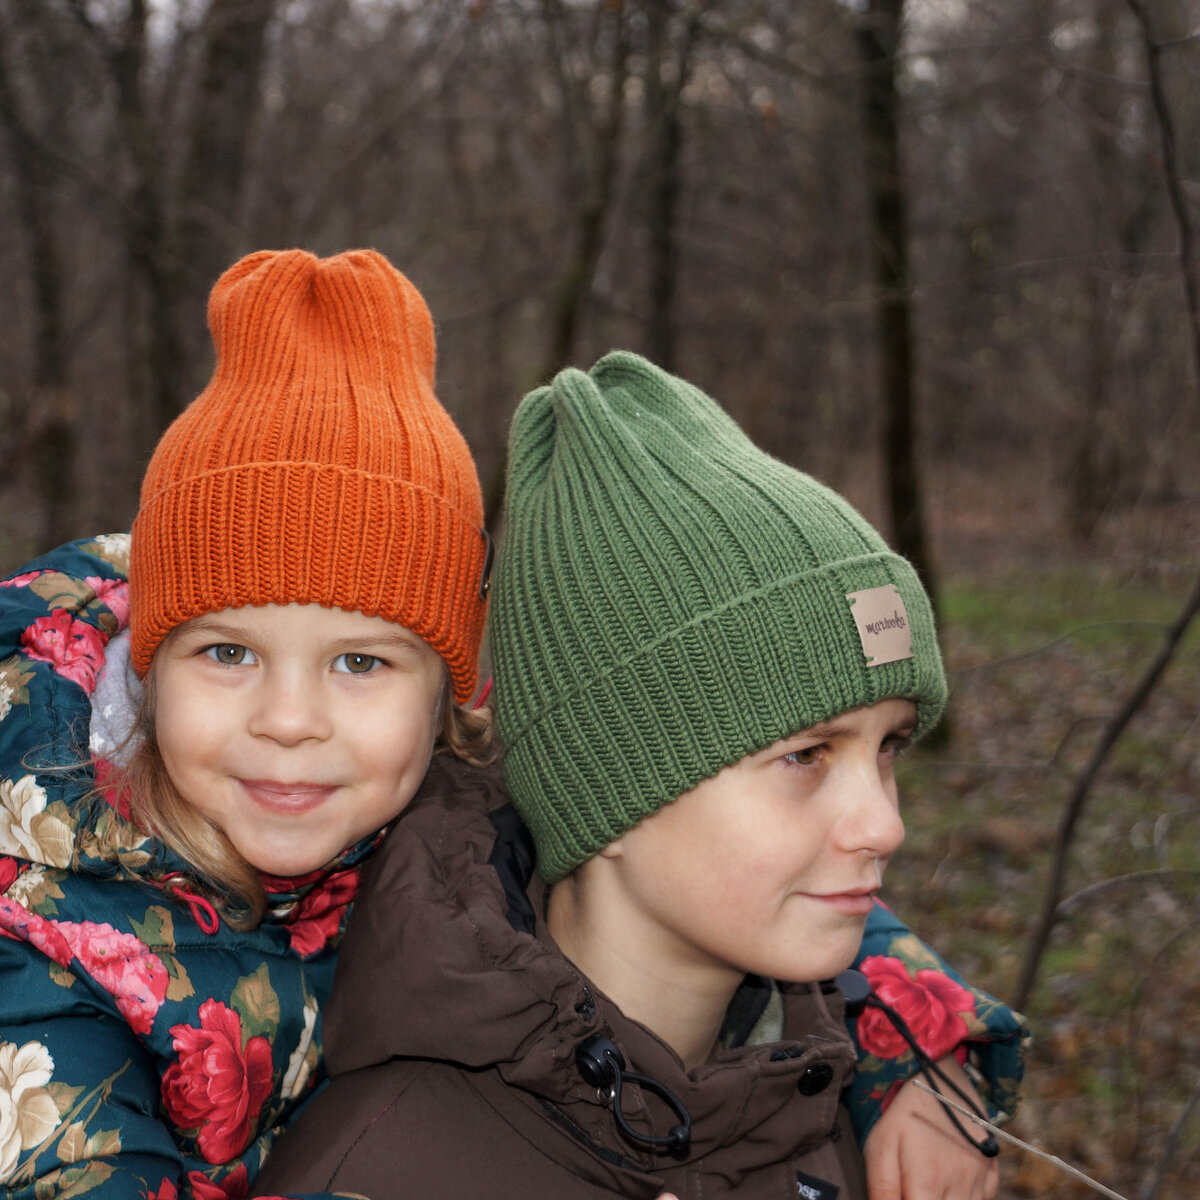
(326, 753), (858, 1178)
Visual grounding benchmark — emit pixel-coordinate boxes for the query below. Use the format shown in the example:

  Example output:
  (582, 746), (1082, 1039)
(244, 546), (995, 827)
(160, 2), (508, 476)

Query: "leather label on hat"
(846, 585), (912, 667)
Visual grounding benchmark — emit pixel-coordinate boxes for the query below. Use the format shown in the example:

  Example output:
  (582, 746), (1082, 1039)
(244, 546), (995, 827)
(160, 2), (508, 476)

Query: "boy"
(254, 352), (1022, 1198)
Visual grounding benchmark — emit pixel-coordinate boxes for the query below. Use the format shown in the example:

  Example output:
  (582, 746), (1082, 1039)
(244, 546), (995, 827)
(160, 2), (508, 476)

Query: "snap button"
(797, 1062), (834, 1096)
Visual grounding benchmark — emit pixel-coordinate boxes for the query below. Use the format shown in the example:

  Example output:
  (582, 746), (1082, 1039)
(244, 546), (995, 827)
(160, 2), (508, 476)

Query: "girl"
(0, 248), (492, 1199)
(0, 256), (1023, 1200)
(254, 353), (1028, 1200)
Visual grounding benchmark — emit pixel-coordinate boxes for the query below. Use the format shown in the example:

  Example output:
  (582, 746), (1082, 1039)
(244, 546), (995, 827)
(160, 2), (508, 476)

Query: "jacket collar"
(325, 754), (857, 1173)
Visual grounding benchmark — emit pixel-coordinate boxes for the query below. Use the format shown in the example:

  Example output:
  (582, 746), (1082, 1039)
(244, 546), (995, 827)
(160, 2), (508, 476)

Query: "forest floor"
(892, 481), (1200, 1199)
(2, 469), (1195, 1196)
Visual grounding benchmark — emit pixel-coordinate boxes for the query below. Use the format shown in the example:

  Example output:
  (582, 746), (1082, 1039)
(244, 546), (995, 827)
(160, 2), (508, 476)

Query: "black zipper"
(537, 1097), (655, 1174)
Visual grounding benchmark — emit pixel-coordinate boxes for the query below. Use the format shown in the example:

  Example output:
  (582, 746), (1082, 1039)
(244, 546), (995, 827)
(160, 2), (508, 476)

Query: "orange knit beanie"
(130, 248), (488, 702)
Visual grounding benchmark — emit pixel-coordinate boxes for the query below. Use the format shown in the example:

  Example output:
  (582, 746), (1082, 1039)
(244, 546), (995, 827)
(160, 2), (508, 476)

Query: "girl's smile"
(236, 779), (340, 814)
(153, 603), (446, 876)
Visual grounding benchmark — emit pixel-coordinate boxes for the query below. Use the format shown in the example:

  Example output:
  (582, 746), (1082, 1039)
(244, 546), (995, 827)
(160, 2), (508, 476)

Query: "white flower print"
(281, 995), (319, 1101)
(0, 776), (74, 868)
(87, 534), (130, 575)
(7, 864), (46, 908)
(0, 1040), (60, 1182)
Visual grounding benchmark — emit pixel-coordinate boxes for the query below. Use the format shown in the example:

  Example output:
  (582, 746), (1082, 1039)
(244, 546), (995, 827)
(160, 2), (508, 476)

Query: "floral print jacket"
(0, 538), (1029, 1199)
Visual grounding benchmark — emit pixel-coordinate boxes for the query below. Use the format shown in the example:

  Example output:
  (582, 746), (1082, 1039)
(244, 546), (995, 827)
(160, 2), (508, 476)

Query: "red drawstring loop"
(473, 677), (493, 709)
(160, 873), (221, 935)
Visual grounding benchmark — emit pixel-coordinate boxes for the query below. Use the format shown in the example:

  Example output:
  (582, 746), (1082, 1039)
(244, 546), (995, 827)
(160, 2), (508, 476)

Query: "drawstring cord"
(159, 873), (221, 935)
(572, 968), (999, 1162)
(575, 1034), (692, 1155)
(836, 969), (999, 1158)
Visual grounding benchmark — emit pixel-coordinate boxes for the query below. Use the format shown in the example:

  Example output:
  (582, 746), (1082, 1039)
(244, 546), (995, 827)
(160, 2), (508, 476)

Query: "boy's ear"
(595, 833), (626, 860)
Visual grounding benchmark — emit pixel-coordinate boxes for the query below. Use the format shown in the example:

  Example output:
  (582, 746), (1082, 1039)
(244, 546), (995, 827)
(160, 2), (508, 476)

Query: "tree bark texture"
(855, 0), (939, 605)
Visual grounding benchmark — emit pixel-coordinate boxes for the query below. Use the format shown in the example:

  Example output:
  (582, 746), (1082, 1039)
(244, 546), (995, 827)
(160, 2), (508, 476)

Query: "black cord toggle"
(835, 969), (1000, 1159)
(575, 1035), (692, 1155)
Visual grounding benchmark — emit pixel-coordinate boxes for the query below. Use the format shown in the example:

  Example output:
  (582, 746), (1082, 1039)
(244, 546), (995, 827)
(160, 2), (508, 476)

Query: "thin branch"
(949, 621), (1171, 675)
(1014, 1), (1200, 1011)
(1142, 1076), (1200, 1200)
(1056, 869), (1200, 919)
(1014, 569), (1200, 1009)
(911, 1082), (1131, 1200)
(1128, 0), (1200, 398)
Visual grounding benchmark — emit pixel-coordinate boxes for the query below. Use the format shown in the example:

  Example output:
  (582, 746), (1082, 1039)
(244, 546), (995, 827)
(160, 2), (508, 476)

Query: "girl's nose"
(248, 670), (333, 745)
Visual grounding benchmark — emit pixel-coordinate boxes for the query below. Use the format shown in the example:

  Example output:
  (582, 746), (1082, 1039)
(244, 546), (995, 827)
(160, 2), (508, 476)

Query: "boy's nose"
(838, 765), (905, 859)
(248, 672), (333, 745)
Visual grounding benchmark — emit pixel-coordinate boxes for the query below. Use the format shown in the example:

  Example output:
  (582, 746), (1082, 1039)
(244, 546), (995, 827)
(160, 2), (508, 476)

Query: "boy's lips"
(237, 779), (338, 813)
(801, 888), (879, 916)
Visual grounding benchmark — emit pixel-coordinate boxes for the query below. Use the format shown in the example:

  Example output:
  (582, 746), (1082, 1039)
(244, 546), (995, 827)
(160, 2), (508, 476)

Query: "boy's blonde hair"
(116, 672), (496, 930)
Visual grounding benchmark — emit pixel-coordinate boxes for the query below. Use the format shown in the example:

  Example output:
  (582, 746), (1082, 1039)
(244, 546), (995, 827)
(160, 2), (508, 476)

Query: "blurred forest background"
(1, 0), (1198, 1196)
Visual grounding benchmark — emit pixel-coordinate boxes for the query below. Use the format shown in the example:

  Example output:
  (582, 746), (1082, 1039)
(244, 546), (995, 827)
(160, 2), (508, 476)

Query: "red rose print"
(144, 1179), (178, 1200)
(21, 610), (106, 693)
(0, 571), (43, 588)
(162, 999), (273, 1164)
(94, 758), (133, 821)
(186, 1164), (248, 1200)
(856, 954), (976, 1061)
(0, 896), (73, 965)
(85, 575), (130, 625)
(261, 868), (324, 893)
(286, 868), (358, 957)
(56, 920), (169, 1036)
(0, 857), (17, 894)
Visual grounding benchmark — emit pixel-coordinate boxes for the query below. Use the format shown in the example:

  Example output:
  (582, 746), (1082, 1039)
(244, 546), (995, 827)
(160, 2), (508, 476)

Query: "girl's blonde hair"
(115, 670), (496, 930)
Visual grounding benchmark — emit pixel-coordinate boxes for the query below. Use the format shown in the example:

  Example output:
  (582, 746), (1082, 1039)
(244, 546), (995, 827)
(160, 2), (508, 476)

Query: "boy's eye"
(205, 643), (254, 666)
(783, 746), (821, 767)
(334, 653), (380, 675)
(881, 734), (912, 758)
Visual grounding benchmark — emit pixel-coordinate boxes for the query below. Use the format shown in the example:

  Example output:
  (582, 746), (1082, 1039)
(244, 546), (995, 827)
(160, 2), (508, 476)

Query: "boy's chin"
(771, 925), (869, 987)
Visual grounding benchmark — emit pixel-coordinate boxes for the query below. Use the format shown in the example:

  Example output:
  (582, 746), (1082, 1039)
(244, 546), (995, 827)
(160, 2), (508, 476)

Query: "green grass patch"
(941, 565), (1197, 653)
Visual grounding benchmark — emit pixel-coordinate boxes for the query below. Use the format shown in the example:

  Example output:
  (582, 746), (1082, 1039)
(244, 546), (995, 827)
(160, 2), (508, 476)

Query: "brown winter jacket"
(254, 755), (868, 1200)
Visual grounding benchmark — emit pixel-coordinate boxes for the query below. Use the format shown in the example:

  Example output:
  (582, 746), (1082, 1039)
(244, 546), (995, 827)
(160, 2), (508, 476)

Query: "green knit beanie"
(491, 351), (947, 883)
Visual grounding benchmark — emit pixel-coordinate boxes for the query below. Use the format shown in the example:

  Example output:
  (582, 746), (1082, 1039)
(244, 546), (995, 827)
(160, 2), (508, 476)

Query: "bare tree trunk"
(483, 0), (632, 531)
(176, 0), (277, 387)
(0, 10), (75, 547)
(536, 0), (630, 384)
(1067, 1), (1124, 540)
(104, 0), (186, 449)
(1069, 266), (1118, 540)
(1129, 0), (1200, 408)
(66, 0), (276, 450)
(643, 1), (696, 372)
(855, 0), (938, 604)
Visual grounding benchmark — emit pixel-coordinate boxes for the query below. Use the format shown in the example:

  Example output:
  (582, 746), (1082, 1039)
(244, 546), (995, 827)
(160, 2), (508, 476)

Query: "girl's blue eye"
(206, 644), (254, 665)
(334, 653), (379, 675)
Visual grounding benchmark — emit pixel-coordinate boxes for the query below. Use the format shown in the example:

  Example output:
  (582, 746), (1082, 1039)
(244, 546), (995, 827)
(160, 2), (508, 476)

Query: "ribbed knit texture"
(130, 249), (487, 701)
(491, 351), (947, 882)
